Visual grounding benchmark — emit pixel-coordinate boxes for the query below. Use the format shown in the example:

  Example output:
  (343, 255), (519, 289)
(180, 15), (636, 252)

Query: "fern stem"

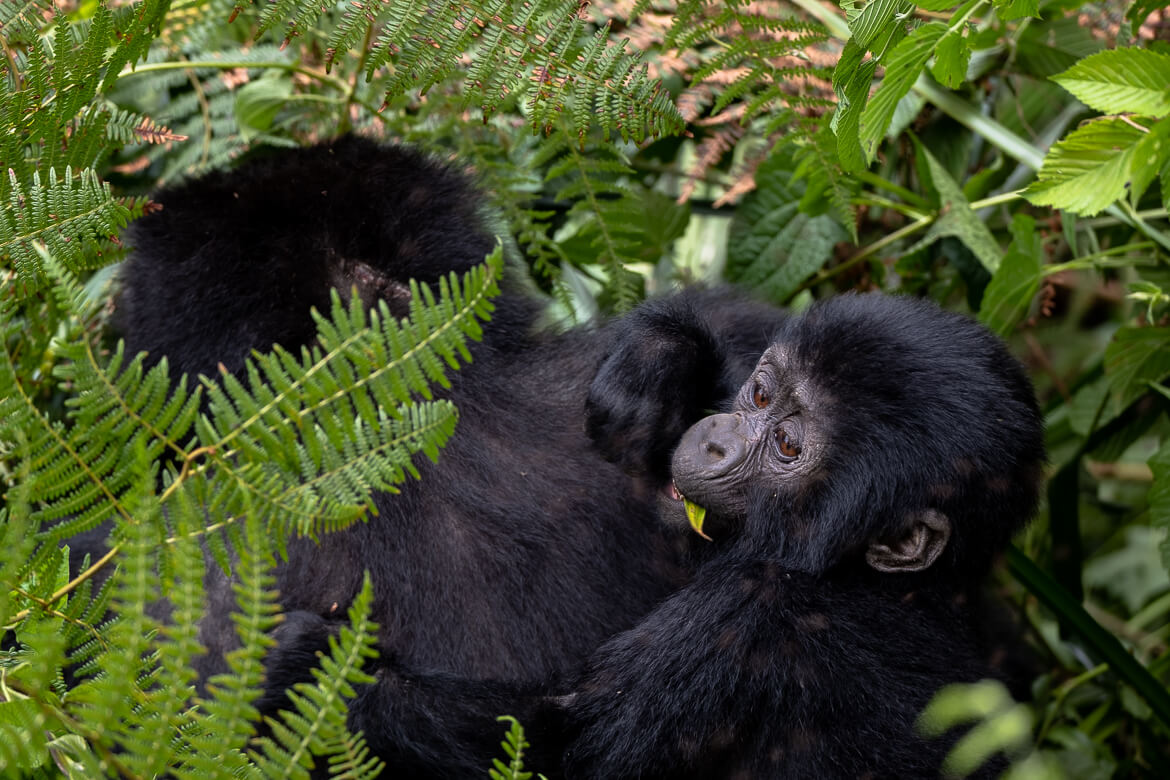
(184, 66), (213, 168)
(852, 195), (930, 220)
(10, 587), (110, 649)
(338, 23), (377, 136)
(794, 188), (1024, 297)
(120, 60), (349, 93)
(7, 543), (120, 630)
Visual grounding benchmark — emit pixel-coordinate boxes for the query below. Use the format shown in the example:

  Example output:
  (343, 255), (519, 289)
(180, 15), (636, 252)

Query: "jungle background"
(2, 0), (1170, 777)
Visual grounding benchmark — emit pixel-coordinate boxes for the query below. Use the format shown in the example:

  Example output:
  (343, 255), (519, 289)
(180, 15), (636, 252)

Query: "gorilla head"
(671, 293), (1046, 580)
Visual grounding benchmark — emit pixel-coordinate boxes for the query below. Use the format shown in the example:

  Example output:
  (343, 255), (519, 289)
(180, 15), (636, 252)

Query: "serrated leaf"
(1103, 326), (1170, 413)
(727, 149), (848, 302)
(978, 214), (1042, 336)
(833, 58), (878, 173)
(907, 141), (1001, 272)
(849, 0), (915, 50)
(1053, 48), (1170, 117)
(930, 30), (971, 89)
(1023, 118), (1149, 216)
(993, 0), (1039, 21)
(859, 23), (947, 162)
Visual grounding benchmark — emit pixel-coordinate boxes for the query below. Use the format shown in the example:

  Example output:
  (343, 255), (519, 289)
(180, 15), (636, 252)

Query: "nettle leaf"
(1053, 48), (1170, 117)
(978, 214), (1042, 336)
(931, 29), (971, 89)
(1023, 118), (1154, 216)
(832, 40), (878, 173)
(907, 141), (1001, 272)
(859, 23), (946, 162)
(1103, 326), (1170, 413)
(848, 0), (914, 50)
(993, 0), (1040, 21)
(727, 147), (848, 303)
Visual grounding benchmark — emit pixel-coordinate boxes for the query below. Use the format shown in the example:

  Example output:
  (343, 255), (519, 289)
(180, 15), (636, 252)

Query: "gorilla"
(278, 293), (1046, 779)
(111, 137), (787, 696)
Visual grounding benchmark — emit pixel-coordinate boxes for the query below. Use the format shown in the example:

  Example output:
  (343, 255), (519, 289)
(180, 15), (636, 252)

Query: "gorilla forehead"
(778, 293), (1041, 480)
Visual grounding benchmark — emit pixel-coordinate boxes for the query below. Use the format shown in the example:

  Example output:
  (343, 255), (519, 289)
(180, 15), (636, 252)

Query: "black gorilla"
(311, 293), (1046, 778)
(113, 138), (787, 695)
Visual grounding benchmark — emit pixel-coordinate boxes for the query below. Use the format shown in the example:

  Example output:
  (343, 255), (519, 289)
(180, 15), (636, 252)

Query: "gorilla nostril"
(704, 440), (725, 459)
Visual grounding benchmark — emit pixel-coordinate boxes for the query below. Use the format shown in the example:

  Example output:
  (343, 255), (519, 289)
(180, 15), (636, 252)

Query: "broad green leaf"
(913, 1), (958, 9)
(907, 141), (1001, 272)
(235, 76), (293, 142)
(1149, 437), (1170, 570)
(859, 23), (946, 163)
(993, 0), (1039, 21)
(1103, 326), (1170, 412)
(727, 147), (848, 303)
(930, 30), (970, 89)
(1023, 118), (1148, 216)
(1053, 48), (1170, 116)
(848, 0), (914, 50)
(979, 214), (1042, 336)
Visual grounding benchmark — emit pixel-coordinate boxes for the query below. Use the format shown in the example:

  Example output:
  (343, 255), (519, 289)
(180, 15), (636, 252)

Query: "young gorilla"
(311, 293), (1045, 778)
(111, 138), (787, 706)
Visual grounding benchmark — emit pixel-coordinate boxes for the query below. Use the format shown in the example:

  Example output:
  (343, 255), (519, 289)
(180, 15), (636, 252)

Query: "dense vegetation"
(1, 0), (1169, 777)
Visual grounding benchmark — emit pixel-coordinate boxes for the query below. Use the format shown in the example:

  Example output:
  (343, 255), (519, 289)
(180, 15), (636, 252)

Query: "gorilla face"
(671, 344), (826, 524)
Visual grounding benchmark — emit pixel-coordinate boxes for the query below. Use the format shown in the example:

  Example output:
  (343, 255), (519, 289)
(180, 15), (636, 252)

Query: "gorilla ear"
(865, 510), (951, 573)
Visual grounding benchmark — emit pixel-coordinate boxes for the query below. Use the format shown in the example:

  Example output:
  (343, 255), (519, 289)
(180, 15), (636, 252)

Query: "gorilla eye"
(776, 428), (801, 459)
(752, 381), (770, 409)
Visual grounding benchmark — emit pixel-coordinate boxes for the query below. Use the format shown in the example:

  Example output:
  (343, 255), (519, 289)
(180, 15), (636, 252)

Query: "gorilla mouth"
(666, 481), (684, 502)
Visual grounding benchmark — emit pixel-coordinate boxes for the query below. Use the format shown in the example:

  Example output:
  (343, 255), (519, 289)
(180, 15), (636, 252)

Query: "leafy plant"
(3, 0), (1170, 776)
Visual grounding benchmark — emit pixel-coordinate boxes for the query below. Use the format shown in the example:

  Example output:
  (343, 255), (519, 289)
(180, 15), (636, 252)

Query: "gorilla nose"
(681, 413), (747, 474)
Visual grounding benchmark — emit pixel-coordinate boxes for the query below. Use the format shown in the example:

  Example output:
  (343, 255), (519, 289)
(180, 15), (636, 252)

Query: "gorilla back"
(114, 137), (785, 690)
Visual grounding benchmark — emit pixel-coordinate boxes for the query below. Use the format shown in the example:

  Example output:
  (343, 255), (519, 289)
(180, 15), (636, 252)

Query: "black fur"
(326, 294), (1045, 779)
(111, 138), (786, 707)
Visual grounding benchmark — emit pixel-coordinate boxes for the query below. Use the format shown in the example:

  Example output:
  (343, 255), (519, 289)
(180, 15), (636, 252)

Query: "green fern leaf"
(0, 167), (145, 292)
(248, 574), (383, 779)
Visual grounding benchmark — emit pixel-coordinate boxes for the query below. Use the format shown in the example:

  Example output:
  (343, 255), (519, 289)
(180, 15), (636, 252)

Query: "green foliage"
(4, 0), (1170, 776)
(490, 716), (543, 780)
(240, 0), (683, 143)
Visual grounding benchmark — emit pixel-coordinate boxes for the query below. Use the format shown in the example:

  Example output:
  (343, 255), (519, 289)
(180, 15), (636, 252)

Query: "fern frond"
(248, 574), (383, 780)
(176, 510), (279, 779)
(0, 166), (146, 293)
(0, 0), (52, 41)
(535, 130), (645, 309)
(191, 249), (502, 539)
(0, 253), (200, 543)
(246, 0), (683, 142)
(490, 716), (538, 780)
